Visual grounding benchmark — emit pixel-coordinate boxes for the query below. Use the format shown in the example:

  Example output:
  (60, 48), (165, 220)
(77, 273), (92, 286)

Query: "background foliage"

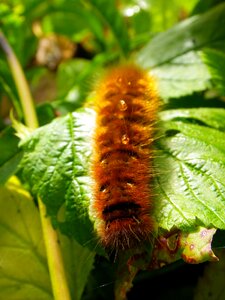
(1, 0), (225, 299)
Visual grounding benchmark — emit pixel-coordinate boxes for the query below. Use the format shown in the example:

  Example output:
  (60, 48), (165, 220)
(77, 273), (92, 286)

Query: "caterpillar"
(90, 64), (159, 253)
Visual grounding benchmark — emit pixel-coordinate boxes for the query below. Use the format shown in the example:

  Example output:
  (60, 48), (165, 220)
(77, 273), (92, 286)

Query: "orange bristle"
(90, 64), (159, 252)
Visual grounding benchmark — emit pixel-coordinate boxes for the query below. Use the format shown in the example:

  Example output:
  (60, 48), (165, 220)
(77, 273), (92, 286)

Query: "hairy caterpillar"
(90, 64), (159, 252)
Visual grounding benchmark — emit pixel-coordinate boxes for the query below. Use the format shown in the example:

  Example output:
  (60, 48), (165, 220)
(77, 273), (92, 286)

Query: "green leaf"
(0, 177), (53, 300)
(0, 59), (22, 117)
(0, 176), (95, 300)
(191, 0), (224, 15)
(0, 127), (23, 185)
(159, 108), (225, 130)
(201, 48), (225, 96)
(59, 233), (95, 300)
(145, 0), (198, 32)
(0, 3), (36, 67)
(18, 107), (225, 255)
(151, 51), (210, 99)
(44, 1), (105, 48)
(23, 0), (53, 20)
(18, 108), (99, 251)
(36, 103), (56, 126)
(86, 0), (130, 56)
(56, 58), (100, 110)
(155, 108), (225, 232)
(135, 3), (225, 98)
(41, 0), (130, 55)
(136, 2), (225, 68)
(41, 8), (88, 39)
(55, 56), (110, 114)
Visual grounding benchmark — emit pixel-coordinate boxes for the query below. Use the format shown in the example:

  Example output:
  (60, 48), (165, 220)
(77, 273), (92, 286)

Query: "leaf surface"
(0, 177), (52, 300)
(135, 3), (225, 98)
(155, 108), (225, 231)
(60, 233), (95, 300)
(18, 108), (225, 254)
(136, 3), (225, 68)
(19, 108), (97, 249)
(151, 51), (210, 99)
(202, 48), (225, 96)
(0, 128), (23, 185)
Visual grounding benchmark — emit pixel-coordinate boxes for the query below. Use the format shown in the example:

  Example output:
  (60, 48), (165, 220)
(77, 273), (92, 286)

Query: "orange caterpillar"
(90, 64), (159, 252)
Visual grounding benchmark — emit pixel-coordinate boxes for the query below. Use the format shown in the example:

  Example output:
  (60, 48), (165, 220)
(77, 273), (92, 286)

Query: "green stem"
(0, 30), (71, 300)
(0, 31), (38, 129)
(38, 198), (72, 300)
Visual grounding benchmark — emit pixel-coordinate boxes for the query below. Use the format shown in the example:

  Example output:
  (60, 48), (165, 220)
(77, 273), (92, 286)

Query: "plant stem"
(38, 198), (72, 300)
(0, 31), (38, 129)
(0, 30), (72, 300)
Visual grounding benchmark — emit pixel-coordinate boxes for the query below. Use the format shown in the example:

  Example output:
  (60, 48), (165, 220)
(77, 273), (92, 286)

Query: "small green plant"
(1, 1), (225, 299)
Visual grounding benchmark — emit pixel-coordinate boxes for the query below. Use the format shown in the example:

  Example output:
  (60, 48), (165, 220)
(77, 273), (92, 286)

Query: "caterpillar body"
(91, 64), (159, 252)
